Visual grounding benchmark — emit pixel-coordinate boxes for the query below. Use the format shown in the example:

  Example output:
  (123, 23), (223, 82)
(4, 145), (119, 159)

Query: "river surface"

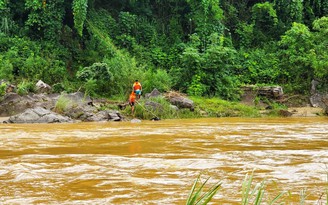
(0, 117), (327, 204)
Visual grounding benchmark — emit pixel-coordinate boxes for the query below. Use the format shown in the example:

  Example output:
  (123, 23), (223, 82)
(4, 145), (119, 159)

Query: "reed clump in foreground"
(186, 172), (328, 205)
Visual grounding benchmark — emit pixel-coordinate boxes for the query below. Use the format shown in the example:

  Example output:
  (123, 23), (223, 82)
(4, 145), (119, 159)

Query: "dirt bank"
(287, 107), (324, 117)
(0, 117), (9, 122)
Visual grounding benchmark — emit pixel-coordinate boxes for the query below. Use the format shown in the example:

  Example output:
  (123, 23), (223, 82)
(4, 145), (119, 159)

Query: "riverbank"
(0, 90), (326, 124)
(0, 117), (9, 122)
(287, 107), (324, 117)
(1, 107), (324, 124)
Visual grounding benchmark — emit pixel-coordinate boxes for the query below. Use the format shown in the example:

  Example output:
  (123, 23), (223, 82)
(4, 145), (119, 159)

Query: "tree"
(278, 22), (315, 93)
(251, 2), (278, 45)
(25, 0), (65, 41)
(312, 17), (328, 88)
(186, 0), (224, 51)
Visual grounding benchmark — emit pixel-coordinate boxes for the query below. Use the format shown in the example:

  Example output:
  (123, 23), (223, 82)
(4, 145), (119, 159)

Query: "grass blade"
(186, 175), (221, 205)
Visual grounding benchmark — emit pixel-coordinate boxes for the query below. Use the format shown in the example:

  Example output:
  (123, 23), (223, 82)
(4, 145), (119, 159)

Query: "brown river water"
(0, 117), (327, 204)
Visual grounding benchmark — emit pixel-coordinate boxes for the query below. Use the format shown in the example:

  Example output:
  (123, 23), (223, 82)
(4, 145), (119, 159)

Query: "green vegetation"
(187, 172), (327, 204)
(53, 94), (72, 114)
(191, 97), (261, 117)
(0, 82), (6, 98)
(118, 95), (263, 120)
(0, 0), (327, 103)
(186, 175), (221, 205)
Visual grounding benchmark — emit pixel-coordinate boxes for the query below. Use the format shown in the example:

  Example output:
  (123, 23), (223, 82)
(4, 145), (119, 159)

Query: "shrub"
(53, 94), (71, 114)
(17, 81), (35, 95)
(142, 69), (172, 94)
(0, 82), (6, 97)
(0, 55), (13, 81)
(52, 83), (65, 93)
(76, 62), (112, 96)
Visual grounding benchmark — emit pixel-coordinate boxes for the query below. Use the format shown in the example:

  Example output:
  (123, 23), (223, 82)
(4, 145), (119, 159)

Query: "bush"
(0, 35), (68, 85)
(0, 82), (6, 97)
(52, 83), (65, 93)
(142, 69), (172, 94)
(17, 80), (35, 95)
(53, 94), (71, 114)
(76, 62), (112, 97)
(0, 55), (13, 81)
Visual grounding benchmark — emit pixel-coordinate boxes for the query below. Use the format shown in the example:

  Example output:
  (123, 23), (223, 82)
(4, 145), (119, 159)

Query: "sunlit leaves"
(25, 0), (42, 10)
(0, 0), (6, 10)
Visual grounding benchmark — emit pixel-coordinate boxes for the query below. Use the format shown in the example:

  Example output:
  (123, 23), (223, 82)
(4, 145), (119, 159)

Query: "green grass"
(121, 96), (201, 119)
(120, 96), (269, 120)
(187, 172), (327, 205)
(53, 95), (72, 114)
(190, 96), (261, 118)
(186, 175), (221, 205)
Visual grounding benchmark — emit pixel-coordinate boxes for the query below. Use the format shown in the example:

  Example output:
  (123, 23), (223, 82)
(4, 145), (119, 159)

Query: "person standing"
(129, 91), (136, 116)
(132, 80), (142, 99)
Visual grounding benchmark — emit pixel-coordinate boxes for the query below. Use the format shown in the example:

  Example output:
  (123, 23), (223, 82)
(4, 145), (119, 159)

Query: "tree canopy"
(0, 0), (327, 99)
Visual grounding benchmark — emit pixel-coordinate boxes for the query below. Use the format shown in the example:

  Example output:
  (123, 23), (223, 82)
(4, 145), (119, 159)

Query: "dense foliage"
(0, 0), (327, 99)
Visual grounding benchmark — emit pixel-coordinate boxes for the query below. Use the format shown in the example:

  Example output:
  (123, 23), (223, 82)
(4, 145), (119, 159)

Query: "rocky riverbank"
(0, 81), (327, 123)
(0, 86), (195, 123)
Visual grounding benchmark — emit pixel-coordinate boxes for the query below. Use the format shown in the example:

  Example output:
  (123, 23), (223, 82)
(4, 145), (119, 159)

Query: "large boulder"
(310, 93), (328, 114)
(57, 93), (122, 122)
(7, 107), (72, 123)
(240, 85), (284, 107)
(309, 79), (328, 114)
(83, 110), (122, 122)
(35, 80), (52, 94)
(164, 91), (194, 110)
(323, 96), (328, 114)
(241, 85), (283, 100)
(61, 92), (93, 106)
(0, 93), (58, 117)
(145, 101), (163, 112)
(145, 88), (162, 99)
(167, 96), (194, 110)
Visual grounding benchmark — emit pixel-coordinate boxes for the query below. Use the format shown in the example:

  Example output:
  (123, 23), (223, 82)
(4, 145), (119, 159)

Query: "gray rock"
(86, 110), (109, 122)
(170, 105), (179, 111)
(61, 92), (92, 106)
(145, 88), (161, 99)
(0, 91), (125, 122)
(8, 107), (72, 123)
(108, 110), (122, 121)
(0, 93), (59, 117)
(311, 79), (320, 95)
(145, 101), (163, 111)
(36, 80), (52, 94)
(168, 96), (194, 110)
(131, 118), (141, 123)
(310, 93), (323, 108)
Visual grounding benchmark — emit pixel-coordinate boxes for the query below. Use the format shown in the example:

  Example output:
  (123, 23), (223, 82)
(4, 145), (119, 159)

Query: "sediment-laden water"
(0, 117), (327, 204)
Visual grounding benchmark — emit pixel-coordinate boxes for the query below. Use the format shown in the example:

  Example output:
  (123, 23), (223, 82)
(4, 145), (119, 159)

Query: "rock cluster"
(0, 80), (123, 123)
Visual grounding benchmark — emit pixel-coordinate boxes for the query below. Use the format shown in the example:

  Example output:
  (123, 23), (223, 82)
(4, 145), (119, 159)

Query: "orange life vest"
(129, 92), (136, 103)
(133, 82), (141, 91)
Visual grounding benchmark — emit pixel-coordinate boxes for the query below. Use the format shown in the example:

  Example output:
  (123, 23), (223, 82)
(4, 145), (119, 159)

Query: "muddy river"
(0, 117), (327, 204)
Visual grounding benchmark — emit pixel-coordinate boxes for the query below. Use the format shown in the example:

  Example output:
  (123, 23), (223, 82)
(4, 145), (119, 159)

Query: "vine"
(73, 0), (88, 36)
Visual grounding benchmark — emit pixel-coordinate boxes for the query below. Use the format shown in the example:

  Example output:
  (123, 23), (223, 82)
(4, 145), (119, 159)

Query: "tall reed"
(186, 175), (221, 205)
